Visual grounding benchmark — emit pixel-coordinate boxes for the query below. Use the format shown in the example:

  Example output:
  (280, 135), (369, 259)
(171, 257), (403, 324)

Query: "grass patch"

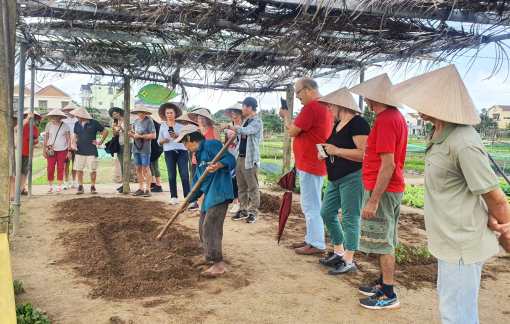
(13, 279), (24, 295)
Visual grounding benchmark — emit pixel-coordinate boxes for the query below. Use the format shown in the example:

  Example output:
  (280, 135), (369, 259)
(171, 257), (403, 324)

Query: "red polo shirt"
(293, 98), (334, 176)
(22, 124), (39, 157)
(362, 108), (407, 193)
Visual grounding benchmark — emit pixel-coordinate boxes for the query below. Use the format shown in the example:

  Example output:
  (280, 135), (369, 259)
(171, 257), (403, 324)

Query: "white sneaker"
(71, 181), (79, 189)
(230, 204), (240, 214)
(168, 197), (179, 205)
(62, 182), (69, 190)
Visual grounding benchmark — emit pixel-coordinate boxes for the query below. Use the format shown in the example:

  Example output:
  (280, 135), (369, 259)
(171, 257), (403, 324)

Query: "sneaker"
(90, 186), (98, 194)
(229, 204), (240, 214)
(188, 202), (199, 211)
(118, 187), (124, 194)
(358, 291), (399, 310)
(62, 182), (69, 190)
(358, 279), (382, 296)
(56, 186), (62, 194)
(117, 186), (123, 191)
(76, 185), (84, 195)
(150, 182), (156, 190)
(328, 259), (357, 275)
(319, 252), (344, 267)
(246, 214), (257, 223)
(152, 185), (163, 193)
(71, 181), (79, 189)
(168, 197), (179, 205)
(46, 186), (53, 194)
(231, 211), (248, 221)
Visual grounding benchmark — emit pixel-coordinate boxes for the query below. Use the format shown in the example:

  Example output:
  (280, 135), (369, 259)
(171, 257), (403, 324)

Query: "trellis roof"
(17, 0), (510, 92)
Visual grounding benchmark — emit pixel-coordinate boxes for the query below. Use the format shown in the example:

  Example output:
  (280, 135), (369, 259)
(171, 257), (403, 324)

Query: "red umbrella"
(277, 167), (297, 244)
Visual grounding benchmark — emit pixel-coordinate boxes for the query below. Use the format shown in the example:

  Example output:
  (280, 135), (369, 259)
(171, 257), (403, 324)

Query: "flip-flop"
(190, 211), (200, 217)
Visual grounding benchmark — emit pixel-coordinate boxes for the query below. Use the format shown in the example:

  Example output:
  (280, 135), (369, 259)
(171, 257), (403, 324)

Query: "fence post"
(122, 77), (131, 194)
(28, 63), (35, 198)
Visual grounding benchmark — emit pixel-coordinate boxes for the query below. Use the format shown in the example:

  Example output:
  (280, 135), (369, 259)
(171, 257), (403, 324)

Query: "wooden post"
(359, 68), (365, 110)
(122, 77), (131, 194)
(0, 0), (16, 235)
(282, 86), (294, 173)
(13, 41), (27, 235)
(28, 63), (35, 198)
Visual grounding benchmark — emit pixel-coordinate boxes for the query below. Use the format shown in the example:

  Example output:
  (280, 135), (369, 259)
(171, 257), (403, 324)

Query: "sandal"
(144, 190), (152, 197)
(133, 189), (144, 196)
(21, 188), (28, 195)
(191, 211), (200, 217)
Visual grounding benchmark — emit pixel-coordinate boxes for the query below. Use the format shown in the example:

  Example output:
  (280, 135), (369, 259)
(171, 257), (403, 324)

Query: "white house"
(80, 81), (135, 110)
(404, 113), (425, 136)
(14, 84), (72, 110)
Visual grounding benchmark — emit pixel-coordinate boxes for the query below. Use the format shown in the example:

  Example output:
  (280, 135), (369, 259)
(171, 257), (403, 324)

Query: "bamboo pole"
(13, 42), (27, 235)
(156, 134), (238, 240)
(282, 85), (294, 173)
(359, 69), (365, 110)
(28, 63), (35, 198)
(122, 77), (131, 194)
(0, 0), (16, 235)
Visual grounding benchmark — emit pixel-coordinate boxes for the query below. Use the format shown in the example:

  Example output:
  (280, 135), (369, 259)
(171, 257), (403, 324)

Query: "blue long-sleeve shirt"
(188, 139), (236, 212)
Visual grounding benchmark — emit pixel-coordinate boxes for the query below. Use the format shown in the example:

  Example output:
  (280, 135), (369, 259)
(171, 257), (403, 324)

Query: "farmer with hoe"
(71, 106), (109, 195)
(349, 73), (407, 310)
(391, 65), (510, 323)
(176, 125), (236, 277)
(279, 77), (334, 254)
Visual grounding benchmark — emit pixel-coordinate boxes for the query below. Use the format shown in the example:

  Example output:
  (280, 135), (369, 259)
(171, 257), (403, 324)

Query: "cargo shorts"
(73, 155), (99, 172)
(358, 189), (404, 255)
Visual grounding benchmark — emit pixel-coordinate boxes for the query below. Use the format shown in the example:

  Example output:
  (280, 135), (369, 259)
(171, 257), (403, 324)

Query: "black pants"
(199, 201), (229, 262)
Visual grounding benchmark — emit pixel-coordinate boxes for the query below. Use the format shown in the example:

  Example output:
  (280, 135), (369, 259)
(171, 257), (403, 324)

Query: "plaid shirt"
(233, 114), (263, 169)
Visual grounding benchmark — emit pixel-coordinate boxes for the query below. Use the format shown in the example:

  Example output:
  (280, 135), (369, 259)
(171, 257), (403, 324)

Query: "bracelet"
(336, 148), (339, 156)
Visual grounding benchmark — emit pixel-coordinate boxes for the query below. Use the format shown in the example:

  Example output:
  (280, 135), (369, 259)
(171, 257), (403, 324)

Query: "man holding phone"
(279, 77), (334, 255)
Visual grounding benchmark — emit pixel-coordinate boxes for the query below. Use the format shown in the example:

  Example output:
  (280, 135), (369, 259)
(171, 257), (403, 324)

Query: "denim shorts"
(133, 153), (150, 167)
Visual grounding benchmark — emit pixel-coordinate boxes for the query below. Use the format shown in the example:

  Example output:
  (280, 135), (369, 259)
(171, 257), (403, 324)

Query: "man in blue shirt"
(176, 125), (236, 277)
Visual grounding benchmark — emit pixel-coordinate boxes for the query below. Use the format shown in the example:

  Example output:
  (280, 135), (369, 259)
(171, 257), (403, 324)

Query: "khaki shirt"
(424, 124), (499, 265)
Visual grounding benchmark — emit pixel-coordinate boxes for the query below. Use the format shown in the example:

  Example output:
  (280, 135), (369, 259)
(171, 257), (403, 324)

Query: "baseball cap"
(175, 125), (200, 143)
(242, 97), (258, 110)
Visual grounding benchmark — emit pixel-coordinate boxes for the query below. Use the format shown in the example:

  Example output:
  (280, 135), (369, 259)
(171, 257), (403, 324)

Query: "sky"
(26, 40), (510, 116)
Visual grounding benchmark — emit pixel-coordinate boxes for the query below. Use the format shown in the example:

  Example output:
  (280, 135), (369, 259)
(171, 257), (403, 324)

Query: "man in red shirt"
(349, 74), (407, 310)
(10, 111), (39, 200)
(280, 77), (334, 255)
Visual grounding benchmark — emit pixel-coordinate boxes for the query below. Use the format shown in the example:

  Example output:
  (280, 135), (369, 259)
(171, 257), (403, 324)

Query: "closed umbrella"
(277, 167), (297, 244)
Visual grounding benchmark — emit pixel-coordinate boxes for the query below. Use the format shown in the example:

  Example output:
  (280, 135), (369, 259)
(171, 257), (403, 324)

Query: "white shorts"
(73, 155), (99, 172)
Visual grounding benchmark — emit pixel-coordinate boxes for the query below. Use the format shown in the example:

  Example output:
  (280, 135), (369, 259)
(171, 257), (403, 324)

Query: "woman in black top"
(316, 87), (371, 275)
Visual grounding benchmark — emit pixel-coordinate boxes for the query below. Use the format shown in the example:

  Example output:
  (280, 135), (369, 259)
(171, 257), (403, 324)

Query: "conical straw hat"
(22, 109), (42, 121)
(188, 108), (216, 124)
(317, 87), (361, 114)
(46, 107), (68, 119)
(71, 106), (92, 119)
(391, 65), (480, 125)
(224, 102), (243, 119)
(131, 103), (152, 115)
(175, 113), (199, 126)
(62, 101), (79, 112)
(350, 74), (403, 108)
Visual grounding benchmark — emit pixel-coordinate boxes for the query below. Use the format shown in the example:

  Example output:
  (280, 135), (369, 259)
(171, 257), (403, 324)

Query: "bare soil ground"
(10, 184), (510, 323)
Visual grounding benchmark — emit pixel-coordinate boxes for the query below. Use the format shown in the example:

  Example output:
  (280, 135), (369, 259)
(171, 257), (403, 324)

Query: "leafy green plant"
(402, 184), (424, 208)
(395, 243), (431, 264)
(16, 302), (51, 324)
(263, 171), (284, 191)
(13, 279), (24, 295)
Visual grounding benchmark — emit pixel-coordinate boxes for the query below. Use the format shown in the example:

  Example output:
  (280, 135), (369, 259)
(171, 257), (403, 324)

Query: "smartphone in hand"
(316, 144), (328, 158)
(281, 98), (288, 110)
